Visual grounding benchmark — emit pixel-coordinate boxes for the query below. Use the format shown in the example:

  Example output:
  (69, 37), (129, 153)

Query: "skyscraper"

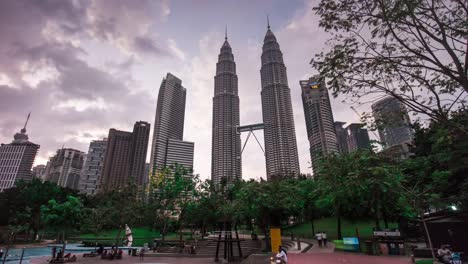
(300, 76), (338, 174)
(99, 121), (150, 192)
(44, 148), (86, 190)
(79, 139), (107, 195)
(130, 121), (151, 186)
(334, 121), (349, 153)
(0, 114), (39, 192)
(211, 31), (242, 186)
(371, 97), (413, 148)
(261, 21), (300, 179)
(346, 123), (371, 151)
(150, 73), (193, 175)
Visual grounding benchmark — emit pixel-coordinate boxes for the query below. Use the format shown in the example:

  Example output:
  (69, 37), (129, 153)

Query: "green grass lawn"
(283, 217), (398, 240)
(78, 227), (196, 246)
(80, 227), (161, 239)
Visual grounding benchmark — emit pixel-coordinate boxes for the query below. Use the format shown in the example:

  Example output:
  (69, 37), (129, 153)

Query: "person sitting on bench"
(437, 245), (452, 264)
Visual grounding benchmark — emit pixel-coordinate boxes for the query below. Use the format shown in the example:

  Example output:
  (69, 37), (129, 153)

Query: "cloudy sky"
(0, 0), (366, 180)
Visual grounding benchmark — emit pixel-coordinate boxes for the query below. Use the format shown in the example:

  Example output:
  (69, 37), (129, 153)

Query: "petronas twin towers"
(211, 22), (300, 185)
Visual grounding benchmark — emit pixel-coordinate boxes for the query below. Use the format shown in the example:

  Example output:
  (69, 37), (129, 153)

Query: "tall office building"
(261, 21), (300, 179)
(334, 121), (349, 153)
(79, 139), (107, 195)
(0, 114), (39, 192)
(44, 148), (86, 190)
(300, 76), (338, 174)
(99, 121), (150, 192)
(211, 32), (242, 186)
(32, 164), (46, 180)
(346, 123), (371, 151)
(150, 73), (194, 175)
(165, 139), (194, 171)
(371, 97), (413, 148)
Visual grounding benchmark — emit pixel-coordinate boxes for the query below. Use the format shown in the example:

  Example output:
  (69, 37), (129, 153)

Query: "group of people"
(101, 245), (123, 260)
(437, 244), (462, 264)
(315, 231), (328, 247)
(50, 247), (77, 263)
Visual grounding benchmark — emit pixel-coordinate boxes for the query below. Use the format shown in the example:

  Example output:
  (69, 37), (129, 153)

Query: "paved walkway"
(288, 252), (410, 264)
(31, 255), (216, 264)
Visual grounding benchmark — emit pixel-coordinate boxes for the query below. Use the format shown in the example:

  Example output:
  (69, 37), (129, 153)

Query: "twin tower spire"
(211, 20), (300, 186)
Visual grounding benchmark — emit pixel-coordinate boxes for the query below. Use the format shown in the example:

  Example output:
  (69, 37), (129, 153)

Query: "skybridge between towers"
(237, 123), (265, 155)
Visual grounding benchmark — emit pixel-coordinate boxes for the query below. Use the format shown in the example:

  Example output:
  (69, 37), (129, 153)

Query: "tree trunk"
(375, 218), (381, 230)
(336, 207), (342, 240)
(382, 205), (389, 228)
(310, 219), (315, 237)
(162, 220), (168, 241)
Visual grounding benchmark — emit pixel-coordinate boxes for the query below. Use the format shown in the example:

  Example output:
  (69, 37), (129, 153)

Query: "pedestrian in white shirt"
(275, 246), (288, 263)
(315, 232), (323, 247)
(322, 232), (328, 247)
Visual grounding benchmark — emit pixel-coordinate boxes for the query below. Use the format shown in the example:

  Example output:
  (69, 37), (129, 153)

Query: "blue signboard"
(343, 237), (359, 245)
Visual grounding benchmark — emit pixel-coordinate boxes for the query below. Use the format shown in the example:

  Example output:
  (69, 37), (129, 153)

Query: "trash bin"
(131, 248), (137, 256)
(365, 240), (374, 255)
(389, 243), (397, 255)
(398, 242), (405, 255)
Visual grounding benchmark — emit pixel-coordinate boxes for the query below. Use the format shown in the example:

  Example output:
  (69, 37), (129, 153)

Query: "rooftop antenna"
(225, 25), (228, 40)
(267, 14), (270, 29)
(22, 112), (31, 132)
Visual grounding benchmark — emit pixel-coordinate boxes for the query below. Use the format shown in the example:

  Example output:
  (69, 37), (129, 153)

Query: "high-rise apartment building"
(334, 122), (349, 153)
(99, 121), (150, 192)
(32, 164), (46, 180)
(211, 33), (242, 186)
(261, 22), (300, 179)
(371, 97), (413, 148)
(79, 139), (107, 195)
(0, 115), (39, 192)
(300, 76), (338, 174)
(44, 148), (86, 190)
(346, 123), (371, 152)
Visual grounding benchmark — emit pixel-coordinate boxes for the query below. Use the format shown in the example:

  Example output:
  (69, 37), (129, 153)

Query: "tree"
(312, 0), (467, 130)
(147, 164), (199, 240)
(41, 195), (83, 242)
(315, 153), (359, 239)
(298, 178), (325, 236)
(315, 150), (412, 237)
(402, 108), (468, 210)
(0, 179), (79, 241)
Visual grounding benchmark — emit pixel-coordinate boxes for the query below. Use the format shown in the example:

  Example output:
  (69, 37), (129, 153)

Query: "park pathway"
(288, 252), (410, 264)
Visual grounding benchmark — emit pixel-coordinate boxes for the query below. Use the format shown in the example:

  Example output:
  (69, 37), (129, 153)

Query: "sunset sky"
(0, 0), (367, 180)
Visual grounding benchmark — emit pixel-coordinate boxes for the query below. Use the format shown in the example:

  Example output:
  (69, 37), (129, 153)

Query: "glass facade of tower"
(261, 26), (300, 179)
(300, 76), (338, 175)
(211, 37), (242, 187)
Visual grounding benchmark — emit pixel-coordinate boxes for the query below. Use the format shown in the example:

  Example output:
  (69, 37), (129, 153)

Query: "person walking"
(315, 232), (323, 247)
(322, 232), (328, 247)
(139, 247), (145, 262)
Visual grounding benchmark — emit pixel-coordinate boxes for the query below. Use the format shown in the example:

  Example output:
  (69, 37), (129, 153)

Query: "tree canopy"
(312, 0), (467, 130)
